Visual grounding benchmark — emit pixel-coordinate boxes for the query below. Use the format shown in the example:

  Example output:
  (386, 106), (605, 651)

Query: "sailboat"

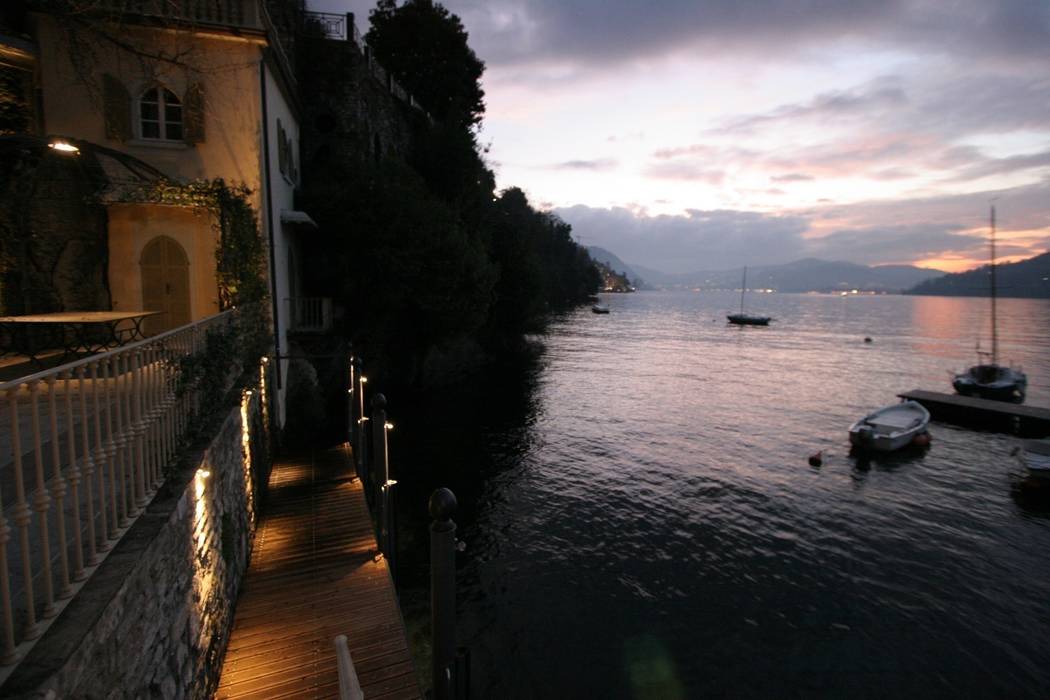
(951, 205), (1027, 403)
(727, 266), (771, 326)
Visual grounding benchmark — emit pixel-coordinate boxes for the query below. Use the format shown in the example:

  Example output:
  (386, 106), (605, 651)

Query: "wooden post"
(430, 488), (457, 700)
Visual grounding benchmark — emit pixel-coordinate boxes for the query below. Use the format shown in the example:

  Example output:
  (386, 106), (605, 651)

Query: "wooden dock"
(898, 389), (1050, 437)
(216, 443), (421, 699)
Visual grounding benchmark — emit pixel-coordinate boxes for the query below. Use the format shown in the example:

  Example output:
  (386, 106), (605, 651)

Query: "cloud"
(803, 224), (981, 264)
(448, 0), (1049, 69)
(643, 162), (724, 183)
(556, 204), (808, 272)
(547, 158), (619, 171)
(555, 179), (1050, 272)
(771, 173), (814, 183)
(945, 150), (1050, 182)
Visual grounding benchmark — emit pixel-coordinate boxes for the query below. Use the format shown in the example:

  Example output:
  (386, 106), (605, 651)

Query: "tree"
(366, 0), (485, 129)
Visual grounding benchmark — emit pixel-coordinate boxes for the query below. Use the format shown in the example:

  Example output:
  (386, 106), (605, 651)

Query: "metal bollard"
(355, 360), (369, 486)
(430, 488), (457, 700)
(371, 393), (387, 513)
(347, 352), (356, 448)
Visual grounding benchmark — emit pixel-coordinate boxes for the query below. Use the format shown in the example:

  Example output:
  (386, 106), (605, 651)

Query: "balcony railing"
(92, 0), (263, 30)
(287, 297), (332, 334)
(0, 309), (240, 675)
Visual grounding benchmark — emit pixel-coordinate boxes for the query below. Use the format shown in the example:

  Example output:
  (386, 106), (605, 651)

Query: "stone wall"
(297, 28), (421, 176)
(2, 381), (271, 699)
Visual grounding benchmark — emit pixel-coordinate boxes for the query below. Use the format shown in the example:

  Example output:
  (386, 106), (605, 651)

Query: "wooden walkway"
(898, 389), (1050, 436)
(216, 444), (421, 699)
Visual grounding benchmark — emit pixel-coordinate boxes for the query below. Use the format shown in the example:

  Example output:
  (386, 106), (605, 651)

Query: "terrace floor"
(215, 443), (420, 699)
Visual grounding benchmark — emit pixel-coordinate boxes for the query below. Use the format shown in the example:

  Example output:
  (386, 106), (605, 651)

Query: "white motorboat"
(591, 304), (610, 314)
(1020, 439), (1050, 480)
(849, 400), (931, 452)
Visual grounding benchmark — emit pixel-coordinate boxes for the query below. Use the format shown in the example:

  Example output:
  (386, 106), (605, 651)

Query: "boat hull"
(849, 401), (931, 453)
(1022, 439), (1050, 480)
(727, 314), (770, 326)
(952, 365), (1026, 403)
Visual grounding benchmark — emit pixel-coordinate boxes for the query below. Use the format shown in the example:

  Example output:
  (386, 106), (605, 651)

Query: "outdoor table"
(0, 310), (164, 364)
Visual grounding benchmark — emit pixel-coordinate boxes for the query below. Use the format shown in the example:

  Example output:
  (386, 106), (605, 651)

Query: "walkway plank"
(216, 443), (420, 699)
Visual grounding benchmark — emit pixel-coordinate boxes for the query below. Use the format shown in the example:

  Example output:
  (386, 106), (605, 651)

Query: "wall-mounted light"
(48, 139), (80, 155)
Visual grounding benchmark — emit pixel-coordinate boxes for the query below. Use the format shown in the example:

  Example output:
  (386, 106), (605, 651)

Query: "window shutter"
(183, 82), (205, 143)
(102, 74), (131, 141)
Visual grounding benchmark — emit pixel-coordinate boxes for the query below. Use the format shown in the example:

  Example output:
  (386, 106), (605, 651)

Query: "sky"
(309, 0), (1050, 274)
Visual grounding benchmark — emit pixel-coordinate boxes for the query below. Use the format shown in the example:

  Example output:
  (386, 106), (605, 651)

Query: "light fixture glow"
(384, 422), (394, 430)
(48, 140), (79, 154)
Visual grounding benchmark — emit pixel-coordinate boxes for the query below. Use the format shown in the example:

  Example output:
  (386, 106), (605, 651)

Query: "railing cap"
(429, 488), (457, 522)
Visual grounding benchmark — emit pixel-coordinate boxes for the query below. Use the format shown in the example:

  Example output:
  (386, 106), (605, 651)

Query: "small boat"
(952, 205), (1027, 403)
(1020, 439), (1050, 480)
(727, 266), (771, 326)
(849, 400), (930, 452)
(591, 304), (610, 314)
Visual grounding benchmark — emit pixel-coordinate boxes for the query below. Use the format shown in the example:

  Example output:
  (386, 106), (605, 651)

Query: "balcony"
(91, 0), (263, 30)
(287, 297), (333, 334)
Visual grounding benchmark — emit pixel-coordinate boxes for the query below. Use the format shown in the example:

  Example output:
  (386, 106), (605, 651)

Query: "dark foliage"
(298, 0), (599, 387)
(366, 0), (485, 129)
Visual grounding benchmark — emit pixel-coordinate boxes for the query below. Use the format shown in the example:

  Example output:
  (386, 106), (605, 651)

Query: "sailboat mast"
(990, 205), (998, 365)
(740, 266), (747, 314)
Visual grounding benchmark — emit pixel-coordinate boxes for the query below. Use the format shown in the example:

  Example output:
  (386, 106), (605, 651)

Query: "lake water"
(394, 291), (1050, 698)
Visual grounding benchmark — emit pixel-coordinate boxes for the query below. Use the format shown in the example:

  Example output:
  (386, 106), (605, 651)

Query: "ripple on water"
(444, 292), (1050, 698)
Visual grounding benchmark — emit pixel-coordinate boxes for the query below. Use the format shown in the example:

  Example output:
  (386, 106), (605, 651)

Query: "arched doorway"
(140, 235), (190, 335)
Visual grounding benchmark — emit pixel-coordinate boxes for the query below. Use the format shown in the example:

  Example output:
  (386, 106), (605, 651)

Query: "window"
(140, 86), (183, 141)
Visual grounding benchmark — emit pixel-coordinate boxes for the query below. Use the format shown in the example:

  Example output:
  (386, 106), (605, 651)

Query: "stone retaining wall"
(2, 384), (271, 699)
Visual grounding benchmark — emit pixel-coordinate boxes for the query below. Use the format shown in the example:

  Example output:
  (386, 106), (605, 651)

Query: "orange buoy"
(911, 432), (931, 448)
(808, 451), (823, 467)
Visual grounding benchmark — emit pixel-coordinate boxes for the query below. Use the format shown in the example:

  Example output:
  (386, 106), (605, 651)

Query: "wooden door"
(140, 236), (190, 335)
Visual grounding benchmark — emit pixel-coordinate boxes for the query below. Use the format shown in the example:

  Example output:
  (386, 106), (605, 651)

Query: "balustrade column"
(45, 376), (71, 599)
(27, 381), (56, 618)
(6, 386), (38, 643)
(77, 366), (98, 566)
(63, 371), (85, 581)
(131, 350), (147, 510)
(101, 358), (119, 539)
(91, 362), (112, 548)
(111, 355), (130, 527)
(0, 476), (16, 663)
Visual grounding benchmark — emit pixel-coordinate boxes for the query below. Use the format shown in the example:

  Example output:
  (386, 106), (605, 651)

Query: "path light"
(48, 139), (79, 154)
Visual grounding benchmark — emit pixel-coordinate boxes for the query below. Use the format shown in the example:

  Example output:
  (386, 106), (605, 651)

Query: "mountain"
(907, 251), (1050, 298)
(587, 246), (654, 289)
(627, 258), (945, 293)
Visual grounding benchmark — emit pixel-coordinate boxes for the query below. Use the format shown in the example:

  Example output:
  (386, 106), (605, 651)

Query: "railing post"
(371, 394), (396, 575)
(371, 394), (387, 516)
(430, 488), (457, 700)
(354, 360), (369, 486)
(28, 380), (56, 618)
(347, 353), (356, 448)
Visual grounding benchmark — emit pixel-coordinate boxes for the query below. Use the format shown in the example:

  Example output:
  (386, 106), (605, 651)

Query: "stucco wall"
(107, 202), (221, 323)
(1, 377), (272, 699)
(35, 16), (266, 210)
